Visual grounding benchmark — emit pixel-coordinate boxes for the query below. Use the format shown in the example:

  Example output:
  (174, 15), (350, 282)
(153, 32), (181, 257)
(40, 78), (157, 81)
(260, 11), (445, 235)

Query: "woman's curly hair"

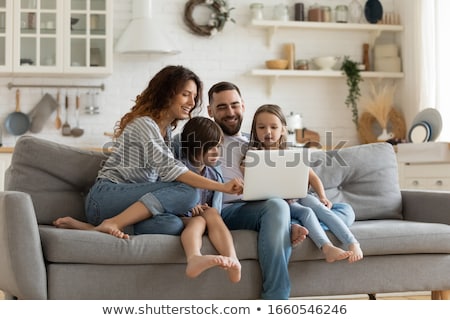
(114, 65), (203, 138)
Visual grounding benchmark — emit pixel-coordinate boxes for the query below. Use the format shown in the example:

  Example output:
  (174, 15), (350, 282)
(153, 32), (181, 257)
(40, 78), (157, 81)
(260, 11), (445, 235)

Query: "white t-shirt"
(219, 133), (249, 206)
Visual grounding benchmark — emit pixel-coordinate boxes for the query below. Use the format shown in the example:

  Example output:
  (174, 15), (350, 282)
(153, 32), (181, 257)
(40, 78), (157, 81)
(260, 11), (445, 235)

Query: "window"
(421, 0), (449, 140)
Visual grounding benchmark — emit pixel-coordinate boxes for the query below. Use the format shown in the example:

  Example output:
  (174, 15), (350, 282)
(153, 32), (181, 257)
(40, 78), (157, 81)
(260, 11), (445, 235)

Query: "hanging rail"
(7, 82), (105, 91)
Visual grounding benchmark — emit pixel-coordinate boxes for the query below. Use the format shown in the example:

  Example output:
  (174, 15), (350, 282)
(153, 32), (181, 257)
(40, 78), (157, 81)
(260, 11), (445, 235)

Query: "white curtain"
(419, 0), (449, 141)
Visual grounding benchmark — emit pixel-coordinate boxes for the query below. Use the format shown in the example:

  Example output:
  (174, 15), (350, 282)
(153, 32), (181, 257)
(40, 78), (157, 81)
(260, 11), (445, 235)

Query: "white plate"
(410, 108), (442, 141)
(408, 121), (431, 143)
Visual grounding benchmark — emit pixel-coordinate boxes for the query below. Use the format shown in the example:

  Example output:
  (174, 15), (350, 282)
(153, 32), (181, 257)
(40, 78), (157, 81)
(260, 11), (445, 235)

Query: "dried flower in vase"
(360, 81), (396, 140)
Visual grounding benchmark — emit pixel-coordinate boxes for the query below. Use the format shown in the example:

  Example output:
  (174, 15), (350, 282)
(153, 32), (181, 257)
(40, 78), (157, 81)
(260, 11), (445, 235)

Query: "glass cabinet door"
(0, 0), (12, 72)
(15, 0), (61, 71)
(67, 0), (110, 73)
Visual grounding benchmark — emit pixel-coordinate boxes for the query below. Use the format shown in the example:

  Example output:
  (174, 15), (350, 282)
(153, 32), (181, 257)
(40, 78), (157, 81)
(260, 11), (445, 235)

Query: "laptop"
(226, 148), (310, 202)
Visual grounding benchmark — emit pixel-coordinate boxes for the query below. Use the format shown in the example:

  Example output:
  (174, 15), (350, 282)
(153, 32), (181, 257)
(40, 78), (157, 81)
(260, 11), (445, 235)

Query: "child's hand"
(224, 178), (244, 195)
(320, 197), (332, 209)
(190, 205), (204, 216)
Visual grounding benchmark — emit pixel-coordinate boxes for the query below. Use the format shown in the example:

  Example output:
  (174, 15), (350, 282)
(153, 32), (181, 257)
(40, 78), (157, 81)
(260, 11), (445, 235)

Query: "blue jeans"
(221, 198), (291, 300)
(290, 195), (357, 249)
(85, 179), (199, 235)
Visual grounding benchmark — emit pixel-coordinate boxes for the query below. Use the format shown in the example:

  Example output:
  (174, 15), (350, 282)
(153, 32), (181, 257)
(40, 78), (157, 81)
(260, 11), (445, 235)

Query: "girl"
(53, 65), (243, 239)
(248, 104), (363, 263)
(178, 116), (241, 282)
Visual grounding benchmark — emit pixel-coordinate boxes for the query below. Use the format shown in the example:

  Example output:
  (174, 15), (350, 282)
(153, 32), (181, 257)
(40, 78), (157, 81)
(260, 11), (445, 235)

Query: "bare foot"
(322, 243), (352, 263)
(226, 257), (242, 283)
(291, 224), (309, 247)
(348, 243), (364, 263)
(186, 255), (229, 279)
(53, 217), (95, 230)
(93, 219), (130, 239)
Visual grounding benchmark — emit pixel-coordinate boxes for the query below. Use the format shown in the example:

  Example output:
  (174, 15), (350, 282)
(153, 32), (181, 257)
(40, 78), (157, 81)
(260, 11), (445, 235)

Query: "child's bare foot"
(348, 243), (363, 263)
(53, 217), (95, 230)
(94, 219), (130, 239)
(322, 243), (352, 263)
(291, 224), (309, 247)
(226, 257), (242, 283)
(186, 255), (229, 279)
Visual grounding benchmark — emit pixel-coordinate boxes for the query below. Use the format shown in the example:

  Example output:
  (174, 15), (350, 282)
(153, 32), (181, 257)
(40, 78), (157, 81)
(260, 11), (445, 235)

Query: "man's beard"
(217, 117), (242, 136)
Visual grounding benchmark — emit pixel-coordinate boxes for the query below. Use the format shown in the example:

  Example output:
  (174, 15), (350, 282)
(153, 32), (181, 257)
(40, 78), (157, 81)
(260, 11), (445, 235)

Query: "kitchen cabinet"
(0, 0), (12, 73)
(0, 0), (112, 76)
(0, 152), (12, 192)
(398, 162), (450, 191)
(249, 19), (404, 95)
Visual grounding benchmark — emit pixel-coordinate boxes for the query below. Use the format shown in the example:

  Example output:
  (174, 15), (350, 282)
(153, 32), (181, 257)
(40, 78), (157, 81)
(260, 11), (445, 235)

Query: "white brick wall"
(0, 0), (400, 148)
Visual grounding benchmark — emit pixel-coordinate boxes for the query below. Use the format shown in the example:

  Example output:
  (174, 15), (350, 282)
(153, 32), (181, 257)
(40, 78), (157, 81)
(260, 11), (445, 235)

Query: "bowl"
(312, 56), (338, 70)
(266, 59), (289, 70)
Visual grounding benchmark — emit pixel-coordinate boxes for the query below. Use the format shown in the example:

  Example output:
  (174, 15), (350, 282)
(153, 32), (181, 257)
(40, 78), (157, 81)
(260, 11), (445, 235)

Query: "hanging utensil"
(28, 93), (58, 133)
(4, 89), (31, 136)
(55, 90), (62, 129)
(71, 93), (84, 137)
(61, 93), (71, 136)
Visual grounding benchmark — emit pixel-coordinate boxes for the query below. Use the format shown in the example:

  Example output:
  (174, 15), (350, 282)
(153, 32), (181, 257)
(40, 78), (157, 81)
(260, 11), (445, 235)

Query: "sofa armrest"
(402, 190), (450, 225)
(0, 191), (47, 299)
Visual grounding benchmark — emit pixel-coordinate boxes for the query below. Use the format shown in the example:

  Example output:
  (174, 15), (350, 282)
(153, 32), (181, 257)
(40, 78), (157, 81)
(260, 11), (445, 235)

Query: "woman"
(54, 66), (242, 238)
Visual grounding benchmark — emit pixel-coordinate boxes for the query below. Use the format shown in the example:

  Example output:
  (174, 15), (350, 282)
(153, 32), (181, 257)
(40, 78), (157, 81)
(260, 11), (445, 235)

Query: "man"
(207, 81), (356, 299)
(207, 81), (302, 299)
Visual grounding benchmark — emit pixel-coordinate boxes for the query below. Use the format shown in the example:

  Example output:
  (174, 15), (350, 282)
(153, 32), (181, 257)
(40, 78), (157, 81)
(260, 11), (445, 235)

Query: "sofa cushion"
(39, 226), (258, 264)
(5, 136), (108, 225)
(40, 219), (450, 265)
(310, 142), (402, 220)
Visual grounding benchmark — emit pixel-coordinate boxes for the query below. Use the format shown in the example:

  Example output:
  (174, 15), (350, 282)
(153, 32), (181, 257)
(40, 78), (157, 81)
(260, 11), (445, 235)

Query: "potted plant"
(341, 57), (363, 128)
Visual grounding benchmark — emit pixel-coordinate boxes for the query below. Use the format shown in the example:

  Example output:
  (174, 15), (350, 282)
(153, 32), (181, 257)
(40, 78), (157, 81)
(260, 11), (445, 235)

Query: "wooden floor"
(300, 292), (431, 300)
(0, 289), (431, 300)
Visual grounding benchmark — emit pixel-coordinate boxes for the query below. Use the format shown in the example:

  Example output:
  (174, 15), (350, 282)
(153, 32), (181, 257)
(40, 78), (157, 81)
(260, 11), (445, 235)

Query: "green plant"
(341, 57), (363, 128)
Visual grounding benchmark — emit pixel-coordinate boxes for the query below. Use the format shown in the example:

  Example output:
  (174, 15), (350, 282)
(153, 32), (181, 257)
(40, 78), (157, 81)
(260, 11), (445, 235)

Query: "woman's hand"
(223, 178), (244, 195)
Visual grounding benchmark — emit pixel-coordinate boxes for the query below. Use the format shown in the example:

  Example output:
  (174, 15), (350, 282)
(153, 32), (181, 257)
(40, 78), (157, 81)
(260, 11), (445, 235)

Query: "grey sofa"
(1, 136), (450, 300)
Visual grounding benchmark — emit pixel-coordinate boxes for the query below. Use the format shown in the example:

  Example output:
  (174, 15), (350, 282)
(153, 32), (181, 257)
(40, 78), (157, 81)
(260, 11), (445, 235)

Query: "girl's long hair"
(249, 104), (288, 150)
(114, 65), (203, 138)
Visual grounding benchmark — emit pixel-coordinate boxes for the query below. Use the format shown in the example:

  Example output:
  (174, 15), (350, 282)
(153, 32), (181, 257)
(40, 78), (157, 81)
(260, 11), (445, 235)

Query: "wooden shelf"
(250, 69), (404, 95)
(250, 19), (404, 47)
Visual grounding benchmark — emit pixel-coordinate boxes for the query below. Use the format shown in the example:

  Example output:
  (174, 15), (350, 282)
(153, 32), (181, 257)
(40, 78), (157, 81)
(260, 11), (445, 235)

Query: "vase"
(364, 0), (383, 24)
(348, 0), (363, 23)
(377, 128), (393, 142)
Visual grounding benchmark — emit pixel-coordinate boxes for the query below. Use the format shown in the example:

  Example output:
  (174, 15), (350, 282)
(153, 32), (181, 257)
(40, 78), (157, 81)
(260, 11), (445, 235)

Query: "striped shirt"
(98, 116), (188, 183)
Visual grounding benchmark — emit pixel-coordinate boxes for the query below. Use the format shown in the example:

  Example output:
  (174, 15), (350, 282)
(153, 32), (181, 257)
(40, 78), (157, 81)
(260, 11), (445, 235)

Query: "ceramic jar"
(308, 4), (323, 22)
(250, 3), (264, 20)
(335, 5), (348, 23)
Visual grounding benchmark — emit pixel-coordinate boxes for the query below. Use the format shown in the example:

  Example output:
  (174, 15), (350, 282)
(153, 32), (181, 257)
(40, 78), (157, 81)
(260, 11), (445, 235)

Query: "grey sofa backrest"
(5, 137), (402, 224)
(310, 142), (402, 221)
(5, 136), (108, 225)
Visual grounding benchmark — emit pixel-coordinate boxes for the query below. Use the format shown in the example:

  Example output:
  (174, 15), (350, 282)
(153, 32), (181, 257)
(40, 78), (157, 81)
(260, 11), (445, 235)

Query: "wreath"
(184, 0), (235, 37)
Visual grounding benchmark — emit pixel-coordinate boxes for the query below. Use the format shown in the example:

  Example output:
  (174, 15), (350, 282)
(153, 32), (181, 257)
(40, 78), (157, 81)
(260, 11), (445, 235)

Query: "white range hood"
(115, 0), (180, 54)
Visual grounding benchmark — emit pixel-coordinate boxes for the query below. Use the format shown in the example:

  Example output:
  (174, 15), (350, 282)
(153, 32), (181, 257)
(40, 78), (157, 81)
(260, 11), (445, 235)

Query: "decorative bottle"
(348, 0), (363, 23)
(364, 0), (383, 24)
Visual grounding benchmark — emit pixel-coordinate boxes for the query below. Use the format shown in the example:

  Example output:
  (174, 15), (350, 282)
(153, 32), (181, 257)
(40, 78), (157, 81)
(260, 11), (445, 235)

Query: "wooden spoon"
(71, 94), (84, 137)
(55, 91), (62, 129)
